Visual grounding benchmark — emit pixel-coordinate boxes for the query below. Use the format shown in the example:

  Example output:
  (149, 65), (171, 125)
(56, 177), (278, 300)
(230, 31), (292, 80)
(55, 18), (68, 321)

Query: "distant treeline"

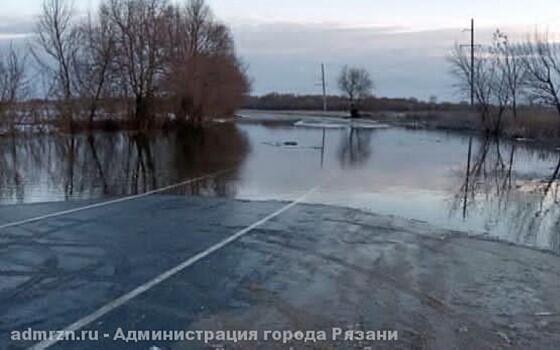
(243, 93), (471, 113)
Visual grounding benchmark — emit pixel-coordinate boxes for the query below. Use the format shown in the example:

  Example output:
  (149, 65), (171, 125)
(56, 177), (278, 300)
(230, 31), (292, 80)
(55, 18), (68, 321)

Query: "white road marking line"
(29, 183), (323, 350)
(0, 168), (234, 231)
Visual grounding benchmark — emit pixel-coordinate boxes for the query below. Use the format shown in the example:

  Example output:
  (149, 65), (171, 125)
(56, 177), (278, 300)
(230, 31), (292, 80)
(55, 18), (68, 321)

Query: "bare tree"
(35, 0), (78, 102)
(166, 54), (249, 123)
(0, 44), (27, 132)
(489, 59), (511, 134)
(161, 0), (249, 124)
(73, 8), (116, 128)
(0, 44), (27, 104)
(106, 0), (168, 127)
(450, 43), (474, 103)
(489, 32), (514, 133)
(493, 30), (526, 119)
(450, 39), (511, 134)
(185, 0), (210, 57)
(28, 0), (248, 130)
(338, 66), (373, 103)
(520, 32), (560, 132)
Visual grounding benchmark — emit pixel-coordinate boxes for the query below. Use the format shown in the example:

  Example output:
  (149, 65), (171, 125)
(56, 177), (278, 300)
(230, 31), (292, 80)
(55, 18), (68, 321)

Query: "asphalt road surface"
(1, 195), (560, 349)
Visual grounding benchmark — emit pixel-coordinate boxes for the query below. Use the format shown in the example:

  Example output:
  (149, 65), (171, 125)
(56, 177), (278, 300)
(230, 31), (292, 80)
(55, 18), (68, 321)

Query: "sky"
(2, 0), (560, 101)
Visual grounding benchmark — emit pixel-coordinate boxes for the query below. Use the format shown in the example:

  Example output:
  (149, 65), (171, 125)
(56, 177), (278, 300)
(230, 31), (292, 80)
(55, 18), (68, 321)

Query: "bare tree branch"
(337, 66), (373, 104)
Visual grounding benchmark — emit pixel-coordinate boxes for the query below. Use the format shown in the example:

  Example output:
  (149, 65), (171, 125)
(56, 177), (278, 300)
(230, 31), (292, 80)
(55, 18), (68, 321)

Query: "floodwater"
(1, 110), (560, 253)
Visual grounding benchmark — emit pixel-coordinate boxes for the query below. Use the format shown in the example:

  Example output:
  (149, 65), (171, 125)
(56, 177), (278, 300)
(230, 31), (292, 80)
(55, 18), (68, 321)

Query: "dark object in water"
(350, 104), (361, 119)
(283, 141), (298, 146)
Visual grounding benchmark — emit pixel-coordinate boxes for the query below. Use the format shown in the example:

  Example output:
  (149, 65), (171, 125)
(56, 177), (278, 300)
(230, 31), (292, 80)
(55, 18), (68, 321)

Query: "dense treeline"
(243, 93), (470, 113)
(0, 0), (250, 133)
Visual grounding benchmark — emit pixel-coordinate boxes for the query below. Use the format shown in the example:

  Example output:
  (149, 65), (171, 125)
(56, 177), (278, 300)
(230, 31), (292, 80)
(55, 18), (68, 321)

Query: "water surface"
(1, 111), (559, 252)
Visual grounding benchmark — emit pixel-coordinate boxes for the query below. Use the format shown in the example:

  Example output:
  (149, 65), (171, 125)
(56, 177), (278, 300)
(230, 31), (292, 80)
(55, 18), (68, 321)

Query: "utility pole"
(470, 18), (475, 107)
(321, 63), (328, 112)
(461, 19), (476, 106)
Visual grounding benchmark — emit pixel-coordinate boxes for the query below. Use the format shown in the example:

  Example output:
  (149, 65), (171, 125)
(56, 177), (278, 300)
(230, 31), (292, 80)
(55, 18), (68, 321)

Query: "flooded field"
(1, 111), (560, 253)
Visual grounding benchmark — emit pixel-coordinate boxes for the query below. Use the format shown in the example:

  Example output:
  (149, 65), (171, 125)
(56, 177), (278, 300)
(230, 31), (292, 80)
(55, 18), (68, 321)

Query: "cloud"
(231, 22), (478, 100)
(3, 10), (556, 101)
(230, 20), (559, 101)
(0, 16), (35, 42)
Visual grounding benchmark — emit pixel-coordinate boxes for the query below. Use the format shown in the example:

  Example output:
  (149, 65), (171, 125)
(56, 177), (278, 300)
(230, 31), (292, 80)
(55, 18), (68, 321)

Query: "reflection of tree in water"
(167, 125), (250, 196)
(0, 124), (249, 203)
(338, 128), (373, 168)
(0, 136), (24, 202)
(453, 136), (560, 251)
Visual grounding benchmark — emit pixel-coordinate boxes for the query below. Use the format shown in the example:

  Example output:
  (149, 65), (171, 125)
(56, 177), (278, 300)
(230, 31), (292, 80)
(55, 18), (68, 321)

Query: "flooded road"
(4, 196), (560, 349)
(1, 110), (560, 252)
(2, 111), (560, 349)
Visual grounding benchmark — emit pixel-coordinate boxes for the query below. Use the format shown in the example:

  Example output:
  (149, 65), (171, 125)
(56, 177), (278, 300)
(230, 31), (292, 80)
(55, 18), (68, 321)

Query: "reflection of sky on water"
(1, 120), (560, 252)
(233, 124), (560, 252)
